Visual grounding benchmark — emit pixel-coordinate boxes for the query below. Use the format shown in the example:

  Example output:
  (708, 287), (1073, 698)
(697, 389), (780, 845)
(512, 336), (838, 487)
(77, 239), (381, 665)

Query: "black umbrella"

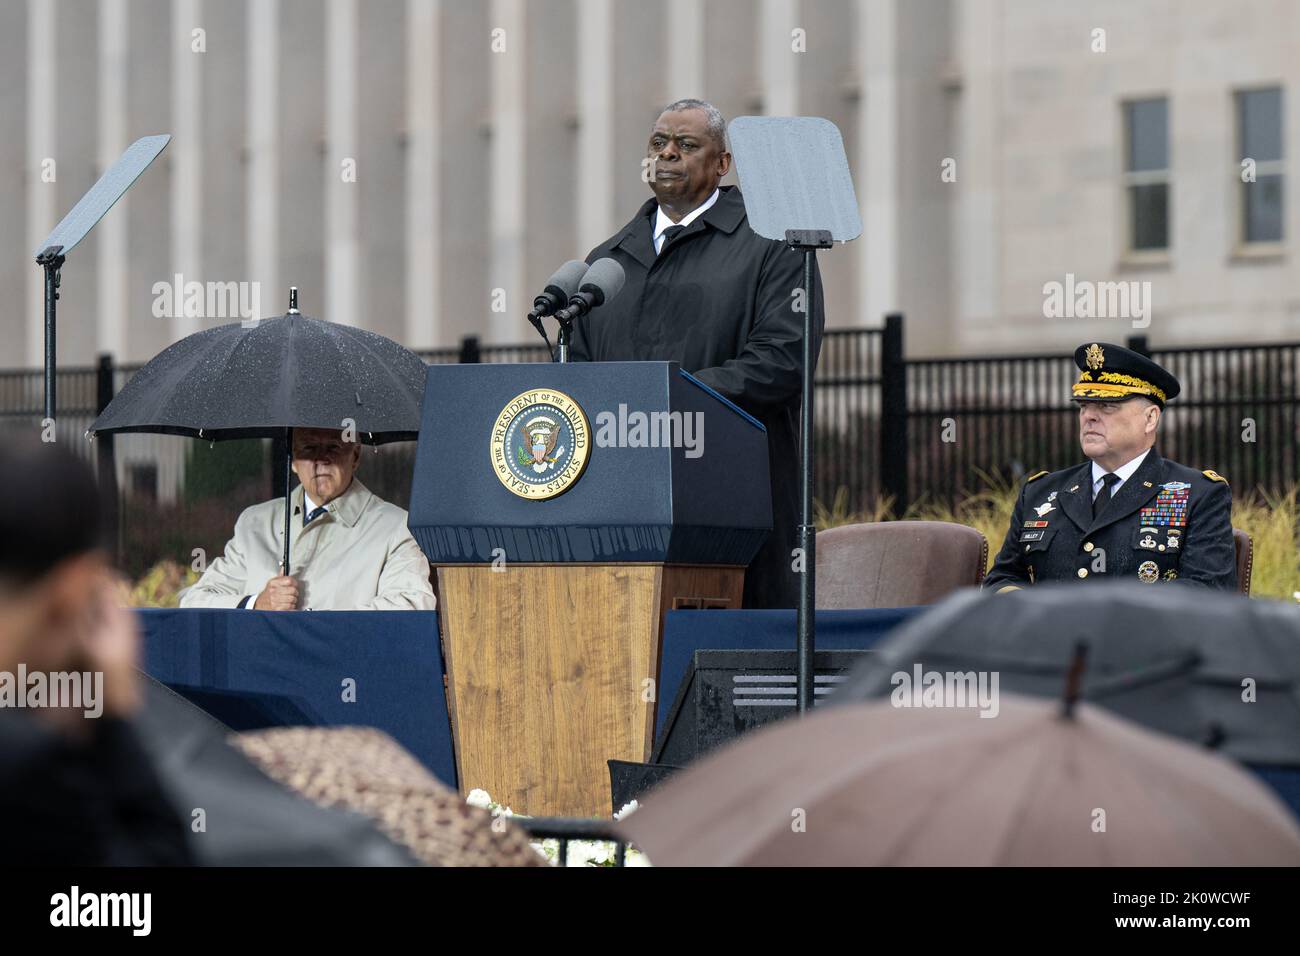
(89, 290), (428, 573)
(830, 583), (1300, 768)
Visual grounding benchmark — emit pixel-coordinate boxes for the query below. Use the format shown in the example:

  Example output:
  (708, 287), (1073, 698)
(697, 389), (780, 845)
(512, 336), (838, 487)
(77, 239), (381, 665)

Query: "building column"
(97, 0), (128, 359)
(326, 0), (359, 326)
(953, 0), (1000, 348)
(576, 0), (613, 255)
(857, 0), (899, 328)
(667, 0), (704, 99)
(247, 0), (279, 319)
(171, 0), (202, 342)
(404, 0), (441, 348)
(26, 0), (56, 370)
(488, 0), (526, 343)
(761, 0), (799, 116)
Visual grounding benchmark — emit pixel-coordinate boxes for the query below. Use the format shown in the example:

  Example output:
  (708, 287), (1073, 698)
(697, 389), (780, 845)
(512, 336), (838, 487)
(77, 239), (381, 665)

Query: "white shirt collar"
(653, 188), (721, 253)
(1091, 447), (1151, 493)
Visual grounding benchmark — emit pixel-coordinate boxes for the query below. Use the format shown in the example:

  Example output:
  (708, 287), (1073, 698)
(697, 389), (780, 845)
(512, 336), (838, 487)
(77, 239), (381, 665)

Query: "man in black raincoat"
(571, 99), (824, 609)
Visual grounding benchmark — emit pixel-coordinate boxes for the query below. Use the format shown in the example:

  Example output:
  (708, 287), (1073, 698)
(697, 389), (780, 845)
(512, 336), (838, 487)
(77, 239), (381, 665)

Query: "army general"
(983, 343), (1237, 592)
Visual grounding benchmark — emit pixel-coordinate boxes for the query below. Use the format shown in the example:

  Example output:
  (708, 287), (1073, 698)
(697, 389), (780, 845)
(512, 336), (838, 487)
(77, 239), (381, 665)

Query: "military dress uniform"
(983, 343), (1238, 592)
(983, 453), (1237, 591)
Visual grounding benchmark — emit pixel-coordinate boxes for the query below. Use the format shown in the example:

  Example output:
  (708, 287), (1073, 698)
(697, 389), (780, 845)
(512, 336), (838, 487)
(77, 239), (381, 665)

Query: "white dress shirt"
(653, 188), (721, 254)
(1090, 448), (1151, 500)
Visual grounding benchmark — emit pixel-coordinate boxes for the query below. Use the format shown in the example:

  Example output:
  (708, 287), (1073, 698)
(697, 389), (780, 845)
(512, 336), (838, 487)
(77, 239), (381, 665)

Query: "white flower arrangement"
(466, 790), (650, 866)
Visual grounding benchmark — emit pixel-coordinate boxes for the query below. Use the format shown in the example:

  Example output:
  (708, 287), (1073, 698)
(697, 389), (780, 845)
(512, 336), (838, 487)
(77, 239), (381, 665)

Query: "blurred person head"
(647, 98), (732, 217)
(291, 427), (362, 505)
(0, 432), (120, 684)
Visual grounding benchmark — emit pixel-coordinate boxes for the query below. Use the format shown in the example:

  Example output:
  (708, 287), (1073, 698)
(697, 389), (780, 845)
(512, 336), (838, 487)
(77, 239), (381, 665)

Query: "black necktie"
(304, 504), (328, 527)
(1093, 473), (1119, 519)
(659, 224), (684, 252)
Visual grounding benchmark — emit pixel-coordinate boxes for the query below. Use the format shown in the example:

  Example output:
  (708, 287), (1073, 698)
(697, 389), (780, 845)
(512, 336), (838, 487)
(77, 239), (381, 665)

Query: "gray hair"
(659, 98), (728, 152)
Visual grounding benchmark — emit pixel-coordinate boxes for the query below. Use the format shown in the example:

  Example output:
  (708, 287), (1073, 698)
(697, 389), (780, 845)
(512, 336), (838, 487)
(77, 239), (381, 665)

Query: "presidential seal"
(490, 388), (591, 499)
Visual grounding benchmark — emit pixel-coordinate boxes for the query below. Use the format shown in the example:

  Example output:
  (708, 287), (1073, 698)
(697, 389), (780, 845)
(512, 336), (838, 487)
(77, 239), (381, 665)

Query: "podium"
(408, 361), (771, 816)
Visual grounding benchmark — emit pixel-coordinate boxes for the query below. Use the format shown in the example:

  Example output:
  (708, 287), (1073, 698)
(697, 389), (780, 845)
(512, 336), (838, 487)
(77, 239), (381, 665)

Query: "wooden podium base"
(436, 563), (743, 818)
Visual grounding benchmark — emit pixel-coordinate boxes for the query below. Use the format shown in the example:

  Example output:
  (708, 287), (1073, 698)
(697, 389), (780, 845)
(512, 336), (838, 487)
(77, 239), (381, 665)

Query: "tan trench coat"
(179, 479), (436, 611)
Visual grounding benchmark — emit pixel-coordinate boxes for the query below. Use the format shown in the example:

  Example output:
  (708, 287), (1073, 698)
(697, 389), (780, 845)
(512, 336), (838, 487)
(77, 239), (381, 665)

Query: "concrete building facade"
(2, 0), (1297, 378)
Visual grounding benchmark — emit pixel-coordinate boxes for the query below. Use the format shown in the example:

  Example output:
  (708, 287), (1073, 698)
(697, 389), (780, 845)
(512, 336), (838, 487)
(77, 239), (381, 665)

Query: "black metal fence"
(904, 335), (1300, 507)
(2, 318), (1296, 576)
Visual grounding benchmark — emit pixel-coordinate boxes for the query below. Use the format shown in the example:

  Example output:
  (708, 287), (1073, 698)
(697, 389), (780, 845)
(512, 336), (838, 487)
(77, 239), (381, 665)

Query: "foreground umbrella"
(89, 291), (427, 572)
(233, 726), (547, 867)
(135, 674), (416, 864)
(830, 584), (1300, 768)
(619, 694), (1300, 866)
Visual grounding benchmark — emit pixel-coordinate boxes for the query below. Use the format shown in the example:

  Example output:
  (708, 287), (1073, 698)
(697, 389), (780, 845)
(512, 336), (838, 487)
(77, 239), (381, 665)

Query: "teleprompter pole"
(788, 229), (831, 713)
(37, 246), (65, 425)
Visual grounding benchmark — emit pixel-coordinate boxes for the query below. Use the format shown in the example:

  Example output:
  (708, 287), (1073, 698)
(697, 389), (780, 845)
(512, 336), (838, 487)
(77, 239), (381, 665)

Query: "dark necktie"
(659, 224), (684, 253)
(304, 504), (328, 527)
(1093, 473), (1119, 519)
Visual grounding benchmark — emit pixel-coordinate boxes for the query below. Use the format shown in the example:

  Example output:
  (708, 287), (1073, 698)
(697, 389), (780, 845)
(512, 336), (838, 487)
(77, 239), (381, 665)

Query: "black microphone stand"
(526, 311), (556, 360)
(553, 316), (574, 363)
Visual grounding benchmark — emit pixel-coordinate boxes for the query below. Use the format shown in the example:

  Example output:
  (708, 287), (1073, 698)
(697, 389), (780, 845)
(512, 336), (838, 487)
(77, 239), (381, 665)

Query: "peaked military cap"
(1072, 342), (1181, 408)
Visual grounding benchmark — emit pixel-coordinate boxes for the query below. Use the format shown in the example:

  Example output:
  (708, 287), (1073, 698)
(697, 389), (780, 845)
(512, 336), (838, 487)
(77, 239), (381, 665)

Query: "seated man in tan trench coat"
(180, 427), (436, 611)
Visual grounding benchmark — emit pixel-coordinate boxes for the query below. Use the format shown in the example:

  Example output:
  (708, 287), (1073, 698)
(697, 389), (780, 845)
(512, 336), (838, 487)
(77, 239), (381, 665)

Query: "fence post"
(459, 335), (481, 364)
(880, 313), (908, 513)
(1126, 334), (1150, 357)
(95, 353), (121, 562)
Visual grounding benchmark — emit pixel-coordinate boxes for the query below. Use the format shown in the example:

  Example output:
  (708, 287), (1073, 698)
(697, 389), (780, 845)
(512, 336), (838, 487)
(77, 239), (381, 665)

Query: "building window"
(1123, 98), (1170, 252)
(1236, 87), (1284, 244)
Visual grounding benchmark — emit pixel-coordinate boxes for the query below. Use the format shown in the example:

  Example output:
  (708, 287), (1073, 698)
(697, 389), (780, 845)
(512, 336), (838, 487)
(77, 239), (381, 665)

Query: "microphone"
(529, 260), (590, 322)
(526, 260), (588, 357)
(553, 258), (626, 324)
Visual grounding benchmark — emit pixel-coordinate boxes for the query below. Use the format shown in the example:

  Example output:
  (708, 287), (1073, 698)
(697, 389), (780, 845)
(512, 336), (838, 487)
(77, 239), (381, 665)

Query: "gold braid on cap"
(1072, 370), (1167, 403)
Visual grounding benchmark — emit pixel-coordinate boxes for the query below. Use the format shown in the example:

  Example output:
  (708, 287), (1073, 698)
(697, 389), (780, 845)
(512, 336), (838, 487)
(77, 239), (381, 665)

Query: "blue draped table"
(139, 609), (455, 784)
(139, 607), (921, 791)
(138, 606), (1300, 822)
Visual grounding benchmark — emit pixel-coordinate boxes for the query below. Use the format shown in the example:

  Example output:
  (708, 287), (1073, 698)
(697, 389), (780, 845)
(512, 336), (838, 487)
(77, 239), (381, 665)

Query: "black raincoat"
(571, 185), (825, 608)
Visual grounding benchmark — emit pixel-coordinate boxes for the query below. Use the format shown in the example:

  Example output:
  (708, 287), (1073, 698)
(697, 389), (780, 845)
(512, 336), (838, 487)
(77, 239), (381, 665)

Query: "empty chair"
(815, 521), (988, 609)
